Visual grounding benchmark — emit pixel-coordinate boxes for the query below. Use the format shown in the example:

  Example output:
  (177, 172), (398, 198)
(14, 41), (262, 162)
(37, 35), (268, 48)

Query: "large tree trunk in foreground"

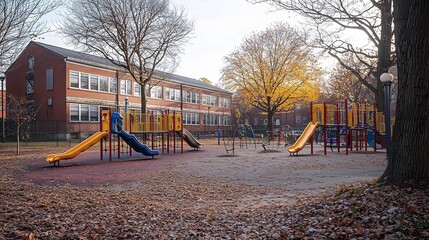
(376, 0), (393, 114)
(381, 0), (429, 185)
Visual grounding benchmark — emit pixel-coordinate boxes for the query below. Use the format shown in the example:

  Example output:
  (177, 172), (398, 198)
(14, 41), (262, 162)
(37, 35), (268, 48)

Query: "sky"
(39, 0), (301, 84)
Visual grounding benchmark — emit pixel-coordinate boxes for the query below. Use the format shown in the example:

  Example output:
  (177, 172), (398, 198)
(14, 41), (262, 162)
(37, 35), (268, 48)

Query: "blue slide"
(117, 131), (160, 157)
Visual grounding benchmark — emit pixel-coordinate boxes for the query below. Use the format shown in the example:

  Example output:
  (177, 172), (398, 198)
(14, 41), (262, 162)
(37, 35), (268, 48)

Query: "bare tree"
(328, 55), (376, 103)
(381, 0), (429, 185)
(61, 0), (194, 113)
(0, 0), (62, 69)
(248, 0), (394, 113)
(8, 95), (38, 155)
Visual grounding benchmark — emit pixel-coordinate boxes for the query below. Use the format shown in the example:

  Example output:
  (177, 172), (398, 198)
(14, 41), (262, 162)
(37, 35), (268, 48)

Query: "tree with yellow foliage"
(221, 23), (320, 138)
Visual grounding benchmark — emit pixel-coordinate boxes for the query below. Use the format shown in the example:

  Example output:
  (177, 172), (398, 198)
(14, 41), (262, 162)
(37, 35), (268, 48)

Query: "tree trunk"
(141, 83), (147, 114)
(381, 0), (429, 185)
(267, 111), (274, 140)
(16, 124), (20, 155)
(376, 0), (393, 113)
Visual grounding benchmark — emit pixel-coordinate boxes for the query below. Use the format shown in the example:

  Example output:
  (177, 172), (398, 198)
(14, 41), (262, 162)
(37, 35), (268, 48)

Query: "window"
(202, 94), (218, 106)
(184, 90), (200, 104)
(70, 71), (79, 88)
(90, 74), (98, 91)
(70, 104), (101, 122)
(70, 104), (79, 121)
(26, 100), (35, 116)
(46, 69), (53, 90)
(184, 113), (200, 125)
(210, 95), (218, 106)
(220, 115), (231, 126)
(109, 78), (117, 93)
(69, 71), (121, 94)
(80, 105), (89, 121)
(26, 78), (34, 94)
(99, 76), (109, 92)
(275, 119), (280, 126)
(166, 87), (181, 101)
(202, 94), (208, 105)
(134, 82), (141, 97)
(120, 80), (131, 95)
(90, 106), (99, 121)
(220, 97), (230, 108)
(203, 114), (219, 126)
(150, 86), (163, 99)
(80, 73), (89, 90)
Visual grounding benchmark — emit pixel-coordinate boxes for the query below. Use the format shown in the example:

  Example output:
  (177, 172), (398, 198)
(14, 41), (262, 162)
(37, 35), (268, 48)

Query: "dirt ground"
(15, 142), (387, 206)
(1, 141), (399, 239)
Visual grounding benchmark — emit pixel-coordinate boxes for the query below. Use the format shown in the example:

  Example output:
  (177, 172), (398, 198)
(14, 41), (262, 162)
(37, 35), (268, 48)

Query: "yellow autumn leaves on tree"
(221, 22), (320, 133)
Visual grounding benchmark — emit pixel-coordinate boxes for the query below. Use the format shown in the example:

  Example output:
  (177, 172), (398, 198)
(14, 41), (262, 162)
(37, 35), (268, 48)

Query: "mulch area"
(1, 143), (428, 239)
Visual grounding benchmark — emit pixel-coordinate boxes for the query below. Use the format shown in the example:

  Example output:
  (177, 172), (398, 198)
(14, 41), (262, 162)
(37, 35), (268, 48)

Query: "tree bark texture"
(381, 0), (429, 185)
(376, 0), (393, 113)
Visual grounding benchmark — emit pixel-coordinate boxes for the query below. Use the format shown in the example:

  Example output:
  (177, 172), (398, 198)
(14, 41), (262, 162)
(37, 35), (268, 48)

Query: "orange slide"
(288, 122), (320, 155)
(46, 131), (108, 163)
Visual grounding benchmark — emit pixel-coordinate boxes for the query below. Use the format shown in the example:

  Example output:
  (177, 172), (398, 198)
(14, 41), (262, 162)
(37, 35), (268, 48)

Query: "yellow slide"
(288, 122), (320, 155)
(46, 131), (108, 163)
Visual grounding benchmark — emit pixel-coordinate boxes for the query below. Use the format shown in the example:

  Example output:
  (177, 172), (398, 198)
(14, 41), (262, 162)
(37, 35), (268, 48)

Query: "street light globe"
(380, 73), (394, 83)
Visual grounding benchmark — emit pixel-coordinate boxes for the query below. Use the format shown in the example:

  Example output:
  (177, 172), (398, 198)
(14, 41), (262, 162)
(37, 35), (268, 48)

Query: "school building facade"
(5, 42), (232, 138)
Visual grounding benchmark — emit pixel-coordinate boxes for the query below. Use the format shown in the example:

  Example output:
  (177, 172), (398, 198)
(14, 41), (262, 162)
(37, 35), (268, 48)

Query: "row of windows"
(70, 71), (118, 93)
(70, 104), (100, 122)
(202, 114), (231, 126)
(70, 104), (230, 126)
(166, 87), (181, 101)
(69, 71), (230, 107)
(184, 113), (200, 125)
(184, 91), (200, 104)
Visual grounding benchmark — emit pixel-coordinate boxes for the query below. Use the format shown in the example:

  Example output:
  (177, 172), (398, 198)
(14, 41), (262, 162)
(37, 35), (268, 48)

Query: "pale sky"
(39, 0), (300, 84)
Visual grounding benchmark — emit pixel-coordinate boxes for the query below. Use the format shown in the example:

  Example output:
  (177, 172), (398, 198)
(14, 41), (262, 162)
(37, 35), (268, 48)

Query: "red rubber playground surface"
(16, 142), (387, 192)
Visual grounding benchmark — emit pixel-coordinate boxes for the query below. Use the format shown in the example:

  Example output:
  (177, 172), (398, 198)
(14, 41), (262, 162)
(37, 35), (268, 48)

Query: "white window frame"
(166, 87), (181, 101)
(202, 94), (218, 106)
(121, 79), (132, 95)
(109, 78), (117, 93)
(134, 82), (141, 97)
(99, 76), (109, 92)
(70, 104), (79, 122)
(150, 85), (163, 99)
(90, 74), (99, 91)
(185, 90), (200, 104)
(80, 73), (89, 90)
(70, 104), (100, 122)
(70, 71), (79, 88)
(184, 112), (200, 125)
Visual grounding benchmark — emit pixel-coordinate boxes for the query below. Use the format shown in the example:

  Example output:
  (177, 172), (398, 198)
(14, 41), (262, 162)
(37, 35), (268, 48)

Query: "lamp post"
(0, 72), (5, 143)
(207, 105), (211, 124)
(380, 73), (394, 160)
(124, 96), (129, 114)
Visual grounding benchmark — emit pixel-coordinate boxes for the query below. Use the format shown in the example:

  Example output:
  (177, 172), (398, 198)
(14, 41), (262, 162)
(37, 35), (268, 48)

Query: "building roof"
(33, 41), (230, 94)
